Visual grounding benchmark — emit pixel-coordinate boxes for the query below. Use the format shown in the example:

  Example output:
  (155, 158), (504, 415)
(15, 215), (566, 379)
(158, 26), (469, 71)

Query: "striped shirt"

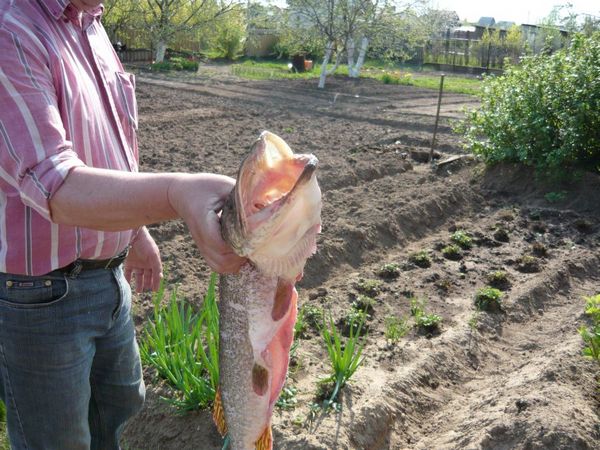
(0, 0), (138, 275)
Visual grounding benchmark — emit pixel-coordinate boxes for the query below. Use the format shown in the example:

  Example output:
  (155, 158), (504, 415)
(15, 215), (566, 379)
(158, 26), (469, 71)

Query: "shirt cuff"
(19, 150), (87, 221)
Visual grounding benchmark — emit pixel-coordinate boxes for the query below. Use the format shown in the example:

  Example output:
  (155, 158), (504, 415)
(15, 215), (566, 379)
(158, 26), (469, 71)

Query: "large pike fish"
(213, 131), (322, 450)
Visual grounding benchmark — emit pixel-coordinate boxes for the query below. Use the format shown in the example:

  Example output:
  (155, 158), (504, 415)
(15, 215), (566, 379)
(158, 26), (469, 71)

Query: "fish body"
(214, 131), (321, 450)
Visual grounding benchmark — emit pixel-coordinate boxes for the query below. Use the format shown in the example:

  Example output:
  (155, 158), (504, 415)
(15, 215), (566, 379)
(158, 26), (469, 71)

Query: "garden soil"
(122, 72), (600, 450)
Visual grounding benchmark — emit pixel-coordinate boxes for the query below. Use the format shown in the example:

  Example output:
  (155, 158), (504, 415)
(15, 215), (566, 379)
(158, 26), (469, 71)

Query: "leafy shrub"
(343, 306), (369, 336)
(475, 287), (503, 312)
(408, 250), (432, 268)
(516, 255), (541, 273)
(442, 244), (462, 260)
(384, 315), (410, 342)
(415, 313), (442, 335)
(486, 270), (510, 290)
(355, 279), (382, 297)
(295, 304), (323, 338)
(451, 230), (473, 249)
(458, 32), (600, 178)
(353, 295), (377, 314)
(377, 262), (401, 279)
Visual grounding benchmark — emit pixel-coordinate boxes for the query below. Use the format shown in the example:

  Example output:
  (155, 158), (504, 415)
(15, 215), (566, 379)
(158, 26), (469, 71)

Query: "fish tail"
(255, 425), (272, 450)
(213, 388), (228, 436)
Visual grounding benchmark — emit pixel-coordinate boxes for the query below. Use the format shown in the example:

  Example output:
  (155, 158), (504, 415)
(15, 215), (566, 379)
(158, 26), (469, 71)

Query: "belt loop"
(68, 260), (83, 279)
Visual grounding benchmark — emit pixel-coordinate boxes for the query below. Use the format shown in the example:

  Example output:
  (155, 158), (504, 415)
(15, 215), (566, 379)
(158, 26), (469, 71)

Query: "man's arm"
(50, 167), (245, 274)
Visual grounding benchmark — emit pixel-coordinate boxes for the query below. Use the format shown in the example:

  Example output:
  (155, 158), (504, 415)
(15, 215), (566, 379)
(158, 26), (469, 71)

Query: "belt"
(58, 248), (129, 277)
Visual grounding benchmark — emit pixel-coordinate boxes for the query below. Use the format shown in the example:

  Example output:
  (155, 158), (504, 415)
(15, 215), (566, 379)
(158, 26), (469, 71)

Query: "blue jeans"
(0, 266), (145, 450)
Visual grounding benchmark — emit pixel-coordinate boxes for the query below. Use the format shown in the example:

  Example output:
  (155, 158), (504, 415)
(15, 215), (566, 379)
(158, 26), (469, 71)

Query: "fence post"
(430, 74), (445, 164)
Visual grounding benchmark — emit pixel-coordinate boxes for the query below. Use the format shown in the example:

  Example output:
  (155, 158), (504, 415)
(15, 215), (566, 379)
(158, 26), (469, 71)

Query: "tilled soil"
(123, 73), (600, 450)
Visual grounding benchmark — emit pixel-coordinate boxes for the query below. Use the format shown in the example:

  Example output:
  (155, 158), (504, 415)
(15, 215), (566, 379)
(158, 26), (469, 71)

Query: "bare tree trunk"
(346, 37), (356, 77)
(353, 37), (369, 77)
(348, 37), (368, 78)
(318, 40), (334, 89)
(155, 40), (167, 62)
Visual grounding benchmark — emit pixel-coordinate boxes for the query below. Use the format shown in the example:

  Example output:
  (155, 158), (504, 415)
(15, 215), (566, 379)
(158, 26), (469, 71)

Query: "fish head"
(221, 131), (322, 280)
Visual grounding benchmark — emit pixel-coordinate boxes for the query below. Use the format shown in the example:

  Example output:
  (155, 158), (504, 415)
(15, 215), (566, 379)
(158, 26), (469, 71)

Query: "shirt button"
(6, 281), (13, 287)
(45, 280), (52, 287)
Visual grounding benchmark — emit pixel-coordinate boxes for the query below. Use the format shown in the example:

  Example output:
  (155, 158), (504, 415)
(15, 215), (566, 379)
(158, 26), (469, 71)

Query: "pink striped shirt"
(0, 0), (138, 275)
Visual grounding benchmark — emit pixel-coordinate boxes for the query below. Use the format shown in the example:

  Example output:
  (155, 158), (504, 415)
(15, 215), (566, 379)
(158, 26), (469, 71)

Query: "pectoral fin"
(255, 425), (272, 450)
(213, 388), (228, 436)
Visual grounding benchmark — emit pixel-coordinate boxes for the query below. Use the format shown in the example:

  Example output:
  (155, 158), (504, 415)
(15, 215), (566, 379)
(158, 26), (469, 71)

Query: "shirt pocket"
(115, 71), (138, 131)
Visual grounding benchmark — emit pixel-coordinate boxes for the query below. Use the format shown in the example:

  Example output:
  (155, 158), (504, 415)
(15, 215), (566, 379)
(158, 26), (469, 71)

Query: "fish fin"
(213, 388), (228, 436)
(255, 426), (272, 450)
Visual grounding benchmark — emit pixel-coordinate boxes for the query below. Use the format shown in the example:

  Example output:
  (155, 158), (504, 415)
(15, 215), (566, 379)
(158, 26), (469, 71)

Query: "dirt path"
(123, 76), (599, 450)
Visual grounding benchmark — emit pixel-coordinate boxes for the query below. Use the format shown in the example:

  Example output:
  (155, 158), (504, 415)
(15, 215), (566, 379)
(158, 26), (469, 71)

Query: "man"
(0, 0), (245, 448)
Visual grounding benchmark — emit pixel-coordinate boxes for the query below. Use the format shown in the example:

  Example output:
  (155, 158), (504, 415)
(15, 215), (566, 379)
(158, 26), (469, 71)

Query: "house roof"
(477, 17), (496, 27)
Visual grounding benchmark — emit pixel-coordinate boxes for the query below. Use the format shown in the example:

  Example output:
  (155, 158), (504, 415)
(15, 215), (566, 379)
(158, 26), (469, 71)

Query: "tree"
(287, 0), (424, 88)
(142, 0), (238, 62)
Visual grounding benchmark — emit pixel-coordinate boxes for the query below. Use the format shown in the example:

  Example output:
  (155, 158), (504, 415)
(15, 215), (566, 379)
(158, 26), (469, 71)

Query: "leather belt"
(58, 248), (129, 277)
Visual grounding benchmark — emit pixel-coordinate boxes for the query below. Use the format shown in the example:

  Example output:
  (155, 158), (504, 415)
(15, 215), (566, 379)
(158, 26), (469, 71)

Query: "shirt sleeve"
(0, 23), (86, 221)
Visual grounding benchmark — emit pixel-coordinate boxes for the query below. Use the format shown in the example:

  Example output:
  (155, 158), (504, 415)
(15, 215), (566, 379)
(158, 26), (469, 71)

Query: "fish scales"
(214, 131), (321, 450)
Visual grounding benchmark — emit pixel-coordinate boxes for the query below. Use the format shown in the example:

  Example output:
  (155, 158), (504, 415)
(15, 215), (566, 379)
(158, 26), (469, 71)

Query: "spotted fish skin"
(219, 266), (297, 450)
(214, 131), (321, 450)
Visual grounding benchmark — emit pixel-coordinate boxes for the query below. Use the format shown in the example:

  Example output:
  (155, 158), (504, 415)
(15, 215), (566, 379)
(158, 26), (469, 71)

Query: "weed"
(353, 295), (377, 314)
(451, 230), (473, 249)
(486, 270), (510, 290)
(320, 314), (366, 408)
(355, 279), (382, 297)
(545, 191), (567, 203)
(468, 311), (480, 330)
(442, 244), (462, 261)
(276, 385), (298, 410)
(283, 127), (294, 133)
(516, 255), (541, 273)
(377, 263), (401, 279)
(410, 297), (426, 317)
(384, 315), (410, 342)
(493, 227), (510, 242)
(410, 298), (442, 335)
(415, 313), (442, 335)
(435, 278), (452, 292)
(295, 303), (325, 339)
(475, 287), (503, 312)
(579, 294), (600, 369)
(139, 274), (219, 411)
(343, 306), (369, 336)
(531, 242), (548, 257)
(408, 250), (432, 268)
(584, 294), (600, 323)
(573, 219), (593, 233)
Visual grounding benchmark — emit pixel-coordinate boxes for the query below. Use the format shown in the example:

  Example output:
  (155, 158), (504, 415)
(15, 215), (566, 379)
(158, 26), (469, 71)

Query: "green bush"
(150, 57), (198, 72)
(458, 32), (600, 178)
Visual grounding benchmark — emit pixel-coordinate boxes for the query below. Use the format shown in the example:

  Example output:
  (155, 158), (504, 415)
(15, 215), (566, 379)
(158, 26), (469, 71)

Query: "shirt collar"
(38, 0), (104, 28)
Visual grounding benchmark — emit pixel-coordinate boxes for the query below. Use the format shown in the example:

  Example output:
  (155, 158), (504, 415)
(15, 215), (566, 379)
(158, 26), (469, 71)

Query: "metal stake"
(430, 74), (445, 164)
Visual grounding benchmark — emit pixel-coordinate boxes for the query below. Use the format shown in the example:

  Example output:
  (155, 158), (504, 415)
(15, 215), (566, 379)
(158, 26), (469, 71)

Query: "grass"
(0, 400), (6, 450)
(231, 59), (482, 95)
(139, 273), (219, 412)
(320, 314), (366, 409)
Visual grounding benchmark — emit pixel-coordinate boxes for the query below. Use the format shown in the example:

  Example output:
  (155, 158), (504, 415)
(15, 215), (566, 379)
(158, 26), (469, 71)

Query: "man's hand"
(168, 173), (246, 274)
(124, 227), (163, 293)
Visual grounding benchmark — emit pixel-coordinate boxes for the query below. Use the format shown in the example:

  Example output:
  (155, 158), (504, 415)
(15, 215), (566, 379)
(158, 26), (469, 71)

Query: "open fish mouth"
(222, 131), (322, 279)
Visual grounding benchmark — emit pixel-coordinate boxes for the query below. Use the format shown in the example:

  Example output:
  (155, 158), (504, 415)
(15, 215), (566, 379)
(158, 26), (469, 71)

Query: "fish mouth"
(235, 131), (319, 236)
